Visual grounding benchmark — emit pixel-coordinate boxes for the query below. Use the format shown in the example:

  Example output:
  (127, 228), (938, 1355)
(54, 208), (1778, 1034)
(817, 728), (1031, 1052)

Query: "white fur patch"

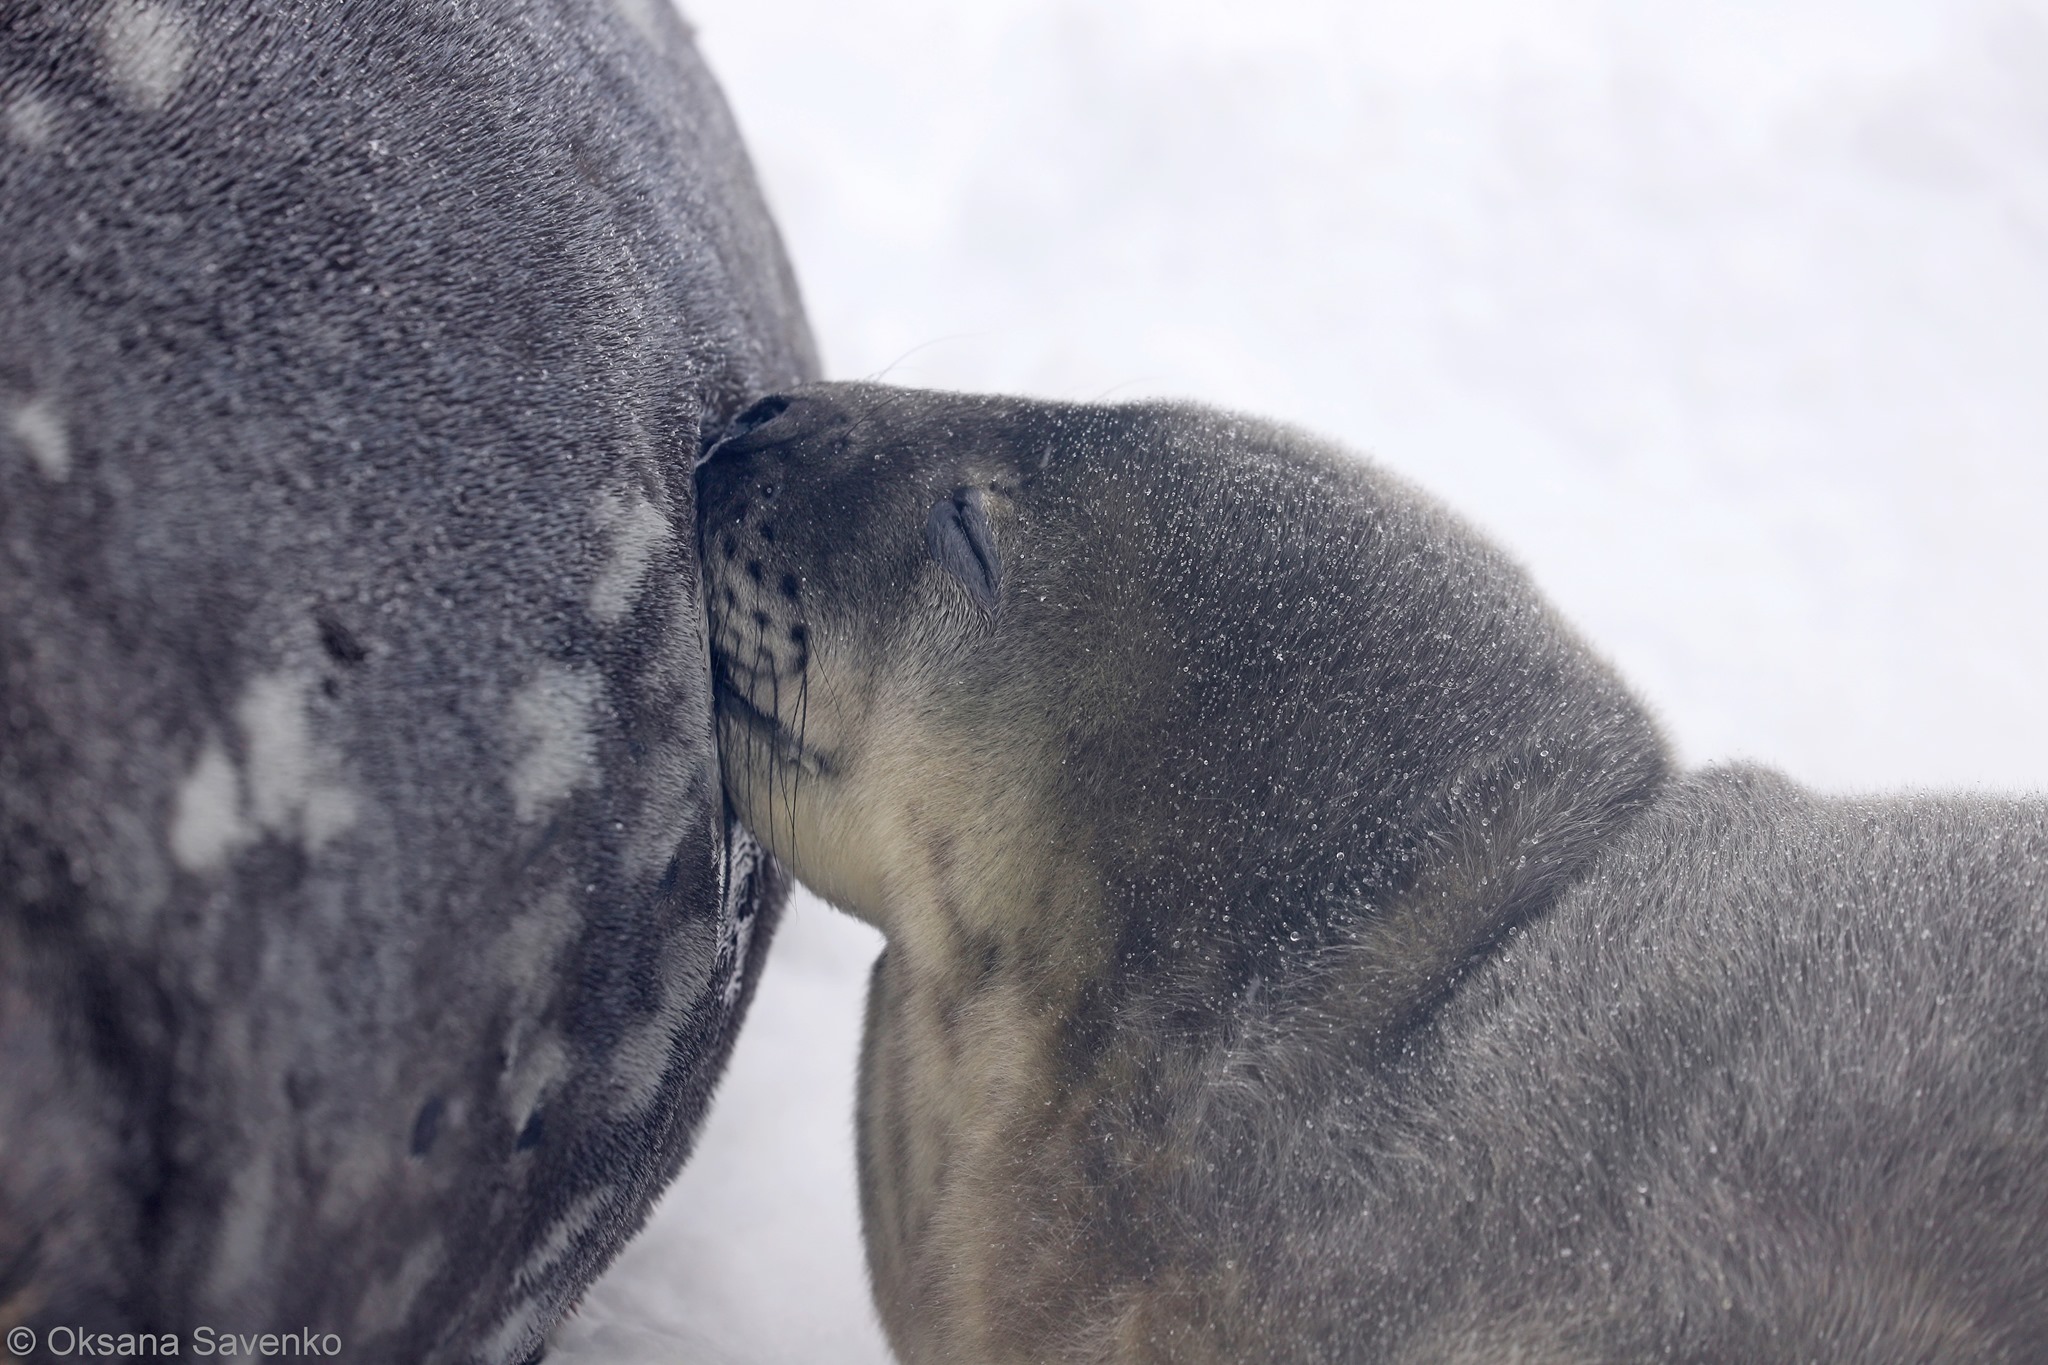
(202, 1152), (276, 1304)
(98, 0), (195, 111)
(170, 673), (358, 873)
(477, 1297), (552, 1365)
(613, 0), (663, 46)
(719, 831), (764, 1008)
(170, 739), (254, 872)
(494, 893), (580, 987)
(474, 1189), (618, 1362)
(507, 664), (603, 821)
(604, 1013), (678, 1116)
(314, 1126), (401, 1229)
(3, 93), (56, 149)
(515, 1186), (616, 1291)
(103, 805), (172, 916)
(354, 1236), (444, 1337)
(587, 487), (670, 625)
(238, 671), (359, 849)
(604, 915), (717, 1116)
(8, 397), (70, 480)
(501, 1024), (569, 1131)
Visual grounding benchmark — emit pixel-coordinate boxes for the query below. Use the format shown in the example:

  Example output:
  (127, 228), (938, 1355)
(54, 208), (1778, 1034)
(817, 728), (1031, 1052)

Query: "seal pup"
(698, 382), (2048, 1364)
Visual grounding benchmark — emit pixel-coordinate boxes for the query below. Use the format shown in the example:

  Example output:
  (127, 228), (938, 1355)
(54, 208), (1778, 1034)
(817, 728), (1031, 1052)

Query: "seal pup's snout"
(697, 393), (819, 771)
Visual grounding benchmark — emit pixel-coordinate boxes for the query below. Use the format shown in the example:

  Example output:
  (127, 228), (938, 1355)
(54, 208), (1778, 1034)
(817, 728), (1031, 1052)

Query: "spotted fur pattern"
(1, 2), (810, 1357)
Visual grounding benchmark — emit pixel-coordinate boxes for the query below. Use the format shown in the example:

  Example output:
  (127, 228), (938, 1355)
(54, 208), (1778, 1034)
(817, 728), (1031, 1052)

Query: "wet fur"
(698, 383), (2048, 1363)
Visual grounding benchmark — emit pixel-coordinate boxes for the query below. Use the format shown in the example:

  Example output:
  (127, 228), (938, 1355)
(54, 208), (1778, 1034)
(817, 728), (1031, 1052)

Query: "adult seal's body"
(3, 2), (808, 1357)
(698, 383), (2048, 1363)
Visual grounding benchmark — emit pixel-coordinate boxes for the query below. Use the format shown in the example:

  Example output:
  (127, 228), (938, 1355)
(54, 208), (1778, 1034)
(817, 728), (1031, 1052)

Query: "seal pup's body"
(698, 383), (2048, 1363)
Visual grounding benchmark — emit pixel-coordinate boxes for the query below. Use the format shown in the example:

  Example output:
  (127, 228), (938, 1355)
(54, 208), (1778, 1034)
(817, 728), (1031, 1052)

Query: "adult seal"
(2, 2), (808, 1358)
(698, 382), (2048, 1363)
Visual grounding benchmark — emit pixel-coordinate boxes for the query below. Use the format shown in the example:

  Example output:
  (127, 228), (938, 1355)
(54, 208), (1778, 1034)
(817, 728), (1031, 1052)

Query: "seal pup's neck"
(826, 688), (1117, 992)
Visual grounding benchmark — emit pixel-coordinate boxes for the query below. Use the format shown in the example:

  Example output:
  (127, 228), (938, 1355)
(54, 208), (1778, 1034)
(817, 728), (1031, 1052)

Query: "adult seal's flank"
(698, 382), (2048, 1363)
(2, 2), (809, 1350)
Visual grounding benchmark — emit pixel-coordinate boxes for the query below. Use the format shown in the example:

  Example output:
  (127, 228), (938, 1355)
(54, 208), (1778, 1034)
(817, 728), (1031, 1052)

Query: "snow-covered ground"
(553, 2), (2048, 1359)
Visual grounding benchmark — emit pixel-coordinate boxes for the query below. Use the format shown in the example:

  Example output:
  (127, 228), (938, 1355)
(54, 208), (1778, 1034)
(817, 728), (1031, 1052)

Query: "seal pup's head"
(694, 385), (1108, 966)
(697, 383), (1666, 1007)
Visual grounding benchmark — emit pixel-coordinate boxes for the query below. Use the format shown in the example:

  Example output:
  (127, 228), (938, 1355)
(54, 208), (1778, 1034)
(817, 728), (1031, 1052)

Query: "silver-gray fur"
(1, 2), (810, 1358)
(698, 382), (2048, 1363)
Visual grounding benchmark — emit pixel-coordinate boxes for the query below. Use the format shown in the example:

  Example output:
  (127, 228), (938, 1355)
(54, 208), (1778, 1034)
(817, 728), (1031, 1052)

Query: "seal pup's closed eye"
(925, 486), (1003, 612)
(698, 382), (2048, 1365)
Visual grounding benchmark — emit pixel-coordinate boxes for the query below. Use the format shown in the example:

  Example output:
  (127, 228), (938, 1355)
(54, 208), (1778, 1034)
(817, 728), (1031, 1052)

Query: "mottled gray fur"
(698, 383), (2048, 1363)
(1, 3), (810, 1358)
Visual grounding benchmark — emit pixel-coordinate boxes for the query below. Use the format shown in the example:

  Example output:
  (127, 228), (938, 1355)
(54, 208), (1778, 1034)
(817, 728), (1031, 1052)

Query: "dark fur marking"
(410, 1096), (445, 1158)
(316, 615), (368, 666)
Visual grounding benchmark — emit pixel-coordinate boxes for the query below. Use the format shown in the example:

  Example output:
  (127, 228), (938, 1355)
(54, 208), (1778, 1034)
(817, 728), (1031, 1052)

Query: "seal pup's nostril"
(697, 394), (796, 468)
(731, 394), (791, 434)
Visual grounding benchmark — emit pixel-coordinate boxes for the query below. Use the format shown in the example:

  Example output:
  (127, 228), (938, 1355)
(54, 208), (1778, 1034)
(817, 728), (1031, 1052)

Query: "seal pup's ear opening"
(926, 487), (1002, 612)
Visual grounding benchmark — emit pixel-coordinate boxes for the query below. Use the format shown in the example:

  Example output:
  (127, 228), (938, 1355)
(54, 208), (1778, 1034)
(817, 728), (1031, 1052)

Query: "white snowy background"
(554, 1), (2048, 1360)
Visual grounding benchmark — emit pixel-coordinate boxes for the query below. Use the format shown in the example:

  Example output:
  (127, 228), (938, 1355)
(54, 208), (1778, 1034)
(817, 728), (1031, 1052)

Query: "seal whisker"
(788, 637), (809, 868)
(753, 618), (775, 855)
